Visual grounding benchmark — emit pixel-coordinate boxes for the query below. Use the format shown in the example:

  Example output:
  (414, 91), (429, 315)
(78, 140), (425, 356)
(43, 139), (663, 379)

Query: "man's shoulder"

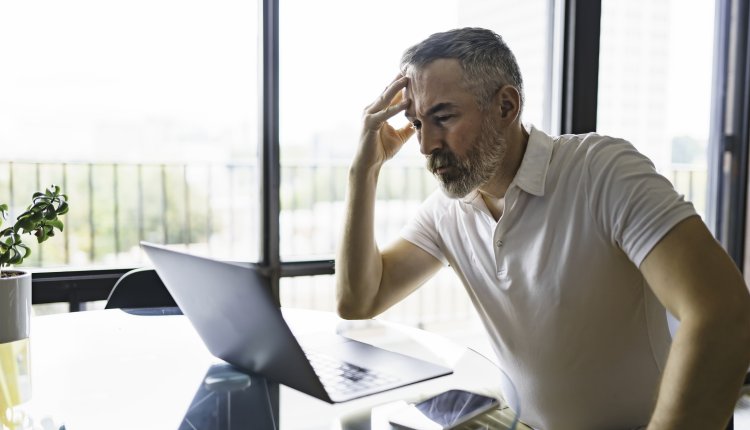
(550, 131), (640, 170)
(554, 131), (632, 153)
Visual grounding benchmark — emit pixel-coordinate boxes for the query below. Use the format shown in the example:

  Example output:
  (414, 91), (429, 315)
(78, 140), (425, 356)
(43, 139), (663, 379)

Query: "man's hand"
(336, 74), (441, 320)
(354, 74), (415, 172)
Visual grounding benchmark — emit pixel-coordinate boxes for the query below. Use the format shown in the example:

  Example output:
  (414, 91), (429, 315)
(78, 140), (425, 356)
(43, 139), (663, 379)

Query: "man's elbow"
(730, 302), (750, 356)
(725, 309), (750, 373)
(335, 275), (381, 320)
(724, 286), (750, 337)
(335, 286), (378, 320)
(336, 299), (377, 320)
(703, 291), (750, 357)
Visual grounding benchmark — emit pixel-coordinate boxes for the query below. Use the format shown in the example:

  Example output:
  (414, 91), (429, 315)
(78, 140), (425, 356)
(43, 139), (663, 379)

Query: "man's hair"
(400, 27), (524, 111)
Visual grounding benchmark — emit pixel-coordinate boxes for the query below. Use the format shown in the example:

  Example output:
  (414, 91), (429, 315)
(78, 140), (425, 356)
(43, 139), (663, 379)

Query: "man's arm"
(336, 75), (442, 320)
(641, 215), (750, 429)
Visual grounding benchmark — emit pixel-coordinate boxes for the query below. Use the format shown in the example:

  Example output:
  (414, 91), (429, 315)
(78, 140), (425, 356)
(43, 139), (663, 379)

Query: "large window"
(5, 0), (747, 344)
(0, 0), (260, 270)
(278, 0), (552, 332)
(279, 0), (551, 261)
(597, 0), (715, 216)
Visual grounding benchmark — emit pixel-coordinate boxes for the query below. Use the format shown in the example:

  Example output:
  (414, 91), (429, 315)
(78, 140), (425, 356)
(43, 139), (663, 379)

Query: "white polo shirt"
(401, 126), (697, 430)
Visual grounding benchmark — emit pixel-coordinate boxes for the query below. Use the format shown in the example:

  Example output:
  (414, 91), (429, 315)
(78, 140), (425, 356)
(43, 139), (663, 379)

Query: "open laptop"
(140, 242), (452, 403)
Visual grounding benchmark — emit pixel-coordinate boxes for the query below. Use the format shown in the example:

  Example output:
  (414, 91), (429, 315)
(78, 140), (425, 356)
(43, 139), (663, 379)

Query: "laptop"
(140, 242), (453, 403)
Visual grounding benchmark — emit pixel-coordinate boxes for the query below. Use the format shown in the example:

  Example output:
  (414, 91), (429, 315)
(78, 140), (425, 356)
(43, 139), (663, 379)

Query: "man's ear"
(494, 85), (521, 124)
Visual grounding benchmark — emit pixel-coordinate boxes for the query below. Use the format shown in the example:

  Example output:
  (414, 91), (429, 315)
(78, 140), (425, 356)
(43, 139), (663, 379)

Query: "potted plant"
(0, 185), (67, 426)
(0, 185), (68, 344)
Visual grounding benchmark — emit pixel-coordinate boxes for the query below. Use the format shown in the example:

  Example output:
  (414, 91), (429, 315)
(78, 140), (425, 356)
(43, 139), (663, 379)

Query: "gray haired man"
(336, 28), (750, 430)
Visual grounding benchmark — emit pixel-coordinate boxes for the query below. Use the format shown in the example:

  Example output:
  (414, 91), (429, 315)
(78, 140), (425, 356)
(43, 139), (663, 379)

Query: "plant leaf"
(57, 202), (69, 215)
(17, 243), (30, 259)
(17, 219), (34, 233)
(9, 248), (21, 264)
(49, 219), (64, 231)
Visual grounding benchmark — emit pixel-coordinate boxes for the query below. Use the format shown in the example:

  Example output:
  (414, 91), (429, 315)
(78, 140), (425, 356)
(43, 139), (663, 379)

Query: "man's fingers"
(367, 98), (410, 125)
(390, 89), (404, 106)
(366, 75), (408, 114)
(394, 122), (416, 143)
(378, 121), (415, 150)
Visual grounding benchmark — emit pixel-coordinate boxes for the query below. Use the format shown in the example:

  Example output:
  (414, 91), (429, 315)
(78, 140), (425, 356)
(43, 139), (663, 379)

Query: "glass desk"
(0, 308), (525, 430)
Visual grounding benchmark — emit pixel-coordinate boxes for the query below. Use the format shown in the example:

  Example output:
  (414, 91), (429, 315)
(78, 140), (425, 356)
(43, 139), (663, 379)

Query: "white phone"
(388, 389), (500, 430)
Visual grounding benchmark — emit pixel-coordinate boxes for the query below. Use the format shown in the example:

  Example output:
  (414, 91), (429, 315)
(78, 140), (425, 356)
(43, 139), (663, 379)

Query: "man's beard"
(426, 116), (506, 199)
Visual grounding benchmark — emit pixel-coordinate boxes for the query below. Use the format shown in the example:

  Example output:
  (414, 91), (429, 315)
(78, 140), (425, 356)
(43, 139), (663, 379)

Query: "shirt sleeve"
(584, 136), (698, 267)
(399, 190), (450, 266)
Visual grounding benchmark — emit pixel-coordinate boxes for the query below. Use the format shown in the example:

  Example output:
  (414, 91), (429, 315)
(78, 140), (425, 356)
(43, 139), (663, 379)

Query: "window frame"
(709, 0), (750, 271)
(31, 0), (748, 315)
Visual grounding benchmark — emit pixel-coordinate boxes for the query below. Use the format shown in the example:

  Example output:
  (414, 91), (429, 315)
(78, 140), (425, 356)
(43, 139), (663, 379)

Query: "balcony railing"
(1, 160), (708, 325)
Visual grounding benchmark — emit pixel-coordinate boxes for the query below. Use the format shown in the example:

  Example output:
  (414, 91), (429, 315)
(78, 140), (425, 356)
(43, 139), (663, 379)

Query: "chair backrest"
(105, 268), (178, 309)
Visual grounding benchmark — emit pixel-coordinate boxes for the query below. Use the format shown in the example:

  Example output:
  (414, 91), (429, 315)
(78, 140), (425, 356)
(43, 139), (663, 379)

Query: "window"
(279, 0), (552, 333)
(0, 0), (260, 270)
(597, 0), (715, 217)
(2, 0), (555, 325)
(279, 0), (552, 260)
(12, 1), (737, 333)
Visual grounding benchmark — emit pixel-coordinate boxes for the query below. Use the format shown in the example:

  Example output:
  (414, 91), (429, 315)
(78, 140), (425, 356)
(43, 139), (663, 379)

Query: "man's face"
(404, 59), (506, 199)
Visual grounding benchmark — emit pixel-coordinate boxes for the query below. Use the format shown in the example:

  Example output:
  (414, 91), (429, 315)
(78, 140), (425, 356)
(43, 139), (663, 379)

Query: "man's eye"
(435, 115), (453, 124)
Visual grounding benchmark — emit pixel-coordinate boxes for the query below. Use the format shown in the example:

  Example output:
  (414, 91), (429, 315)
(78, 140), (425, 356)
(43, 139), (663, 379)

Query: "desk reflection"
(179, 364), (276, 430)
(6, 308), (521, 429)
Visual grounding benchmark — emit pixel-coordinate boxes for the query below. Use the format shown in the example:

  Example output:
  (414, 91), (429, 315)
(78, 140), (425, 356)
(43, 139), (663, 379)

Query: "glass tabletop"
(0, 308), (522, 429)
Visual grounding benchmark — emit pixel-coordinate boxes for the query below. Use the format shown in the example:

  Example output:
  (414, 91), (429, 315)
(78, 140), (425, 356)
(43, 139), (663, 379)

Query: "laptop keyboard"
(305, 351), (401, 395)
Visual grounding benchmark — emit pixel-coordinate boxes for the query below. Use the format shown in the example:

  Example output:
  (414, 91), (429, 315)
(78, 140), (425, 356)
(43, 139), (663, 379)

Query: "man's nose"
(418, 125), (443, 156)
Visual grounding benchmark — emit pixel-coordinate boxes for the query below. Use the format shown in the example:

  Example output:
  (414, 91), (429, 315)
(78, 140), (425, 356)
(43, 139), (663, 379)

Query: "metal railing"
(0, 160), (260, 268)
(1, 160), (707, 324)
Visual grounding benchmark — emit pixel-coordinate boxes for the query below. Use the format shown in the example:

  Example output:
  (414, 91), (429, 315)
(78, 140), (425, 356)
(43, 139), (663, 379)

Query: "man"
(335, 27), (750, 429)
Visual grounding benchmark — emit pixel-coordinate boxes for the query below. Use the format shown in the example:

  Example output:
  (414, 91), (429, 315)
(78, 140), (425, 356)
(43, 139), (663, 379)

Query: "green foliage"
(0, 185), (68, 268)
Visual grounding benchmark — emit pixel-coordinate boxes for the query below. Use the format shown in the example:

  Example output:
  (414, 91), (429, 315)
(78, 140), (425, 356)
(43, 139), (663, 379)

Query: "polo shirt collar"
(513, 125), (553, 197)
(460, 125), (553, 205)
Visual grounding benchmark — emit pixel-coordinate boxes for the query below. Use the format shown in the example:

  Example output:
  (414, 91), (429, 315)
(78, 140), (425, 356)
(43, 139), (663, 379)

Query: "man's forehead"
(405, 59), (464, 90)
(404, 59), (469, 117)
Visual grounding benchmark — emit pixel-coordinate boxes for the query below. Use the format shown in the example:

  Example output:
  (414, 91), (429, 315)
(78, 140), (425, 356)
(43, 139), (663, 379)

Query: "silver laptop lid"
(140, 242), (331, 402)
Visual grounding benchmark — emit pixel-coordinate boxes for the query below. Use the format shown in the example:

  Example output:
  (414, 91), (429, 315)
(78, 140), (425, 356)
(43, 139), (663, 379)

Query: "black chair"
(105, 268), (178, 309)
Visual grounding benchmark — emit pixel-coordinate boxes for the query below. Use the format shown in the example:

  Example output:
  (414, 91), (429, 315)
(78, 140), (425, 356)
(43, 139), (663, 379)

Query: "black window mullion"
(280, 260), (335, 278)
(709, 0), (750, 270)
(261, 0), (281, 304)
(731, 0), (750, 271)
(560, 0), (602, 135)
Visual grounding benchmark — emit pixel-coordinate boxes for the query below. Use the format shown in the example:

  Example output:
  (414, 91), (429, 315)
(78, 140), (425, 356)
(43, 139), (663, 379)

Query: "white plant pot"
(0, 271), (31, 344)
